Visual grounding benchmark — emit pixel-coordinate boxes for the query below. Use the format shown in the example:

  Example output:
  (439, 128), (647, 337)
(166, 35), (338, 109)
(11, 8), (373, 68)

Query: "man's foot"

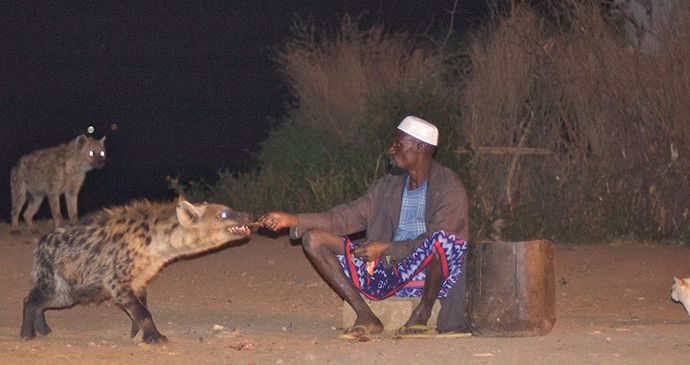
(337, 316), (384, 341)
(337, 325), (371, 341)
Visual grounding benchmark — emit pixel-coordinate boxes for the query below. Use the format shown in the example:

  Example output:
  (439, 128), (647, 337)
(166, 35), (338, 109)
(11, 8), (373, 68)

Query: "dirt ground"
(1, 222), (690, 365)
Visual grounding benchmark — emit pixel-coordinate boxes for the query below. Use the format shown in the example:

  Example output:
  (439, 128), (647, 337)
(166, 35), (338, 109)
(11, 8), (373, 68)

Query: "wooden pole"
(457, 146), (552, 155)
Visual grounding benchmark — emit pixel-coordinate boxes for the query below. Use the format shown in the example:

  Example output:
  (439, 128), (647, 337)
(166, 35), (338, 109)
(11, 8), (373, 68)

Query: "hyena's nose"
(92, 157), (106, 169)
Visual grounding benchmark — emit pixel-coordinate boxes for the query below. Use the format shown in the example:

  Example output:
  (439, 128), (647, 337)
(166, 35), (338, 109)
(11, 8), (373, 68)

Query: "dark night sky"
(0, 1), (487, 222)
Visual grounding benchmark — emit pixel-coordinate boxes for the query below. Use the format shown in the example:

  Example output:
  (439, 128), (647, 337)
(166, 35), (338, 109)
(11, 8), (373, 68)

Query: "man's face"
(388, 131), (421, 171)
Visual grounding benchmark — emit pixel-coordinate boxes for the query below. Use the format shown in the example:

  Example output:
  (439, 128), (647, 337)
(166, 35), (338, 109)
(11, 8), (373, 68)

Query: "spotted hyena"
(20, 196), (252, 344)
(10, 134), (106, 233)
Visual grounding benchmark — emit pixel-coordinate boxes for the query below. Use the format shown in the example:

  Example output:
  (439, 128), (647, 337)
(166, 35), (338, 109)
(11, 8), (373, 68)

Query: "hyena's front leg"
(128, 289), (148, 339)
(64, 190), (79, 224)
(65, 175), (86, 224)
(118, 289), (167, 344)
(46, 194), (64, 229)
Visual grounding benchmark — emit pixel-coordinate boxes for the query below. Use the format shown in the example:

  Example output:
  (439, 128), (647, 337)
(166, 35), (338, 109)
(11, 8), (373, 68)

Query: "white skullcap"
(397, 116), (438, 146)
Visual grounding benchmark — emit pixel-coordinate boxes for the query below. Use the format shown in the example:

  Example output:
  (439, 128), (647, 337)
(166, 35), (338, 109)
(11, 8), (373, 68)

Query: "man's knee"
(302, 229), (343, 256)
(301, 229), (327, 252)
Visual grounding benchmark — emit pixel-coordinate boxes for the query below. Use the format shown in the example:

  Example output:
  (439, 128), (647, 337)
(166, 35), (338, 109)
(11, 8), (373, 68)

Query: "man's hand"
(258, 212), (298, 231)
(352, 240), (390, 262)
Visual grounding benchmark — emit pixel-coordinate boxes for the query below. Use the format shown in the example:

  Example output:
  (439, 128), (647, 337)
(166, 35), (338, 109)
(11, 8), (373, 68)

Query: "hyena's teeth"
(227, 225), (250, 235)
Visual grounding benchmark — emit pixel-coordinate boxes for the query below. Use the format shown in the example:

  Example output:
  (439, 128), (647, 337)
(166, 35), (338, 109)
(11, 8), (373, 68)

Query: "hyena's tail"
(31, 236), (77, 309)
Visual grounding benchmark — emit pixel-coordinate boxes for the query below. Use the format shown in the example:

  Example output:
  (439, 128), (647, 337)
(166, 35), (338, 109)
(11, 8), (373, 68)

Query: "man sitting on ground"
(260, 116), (470, 339)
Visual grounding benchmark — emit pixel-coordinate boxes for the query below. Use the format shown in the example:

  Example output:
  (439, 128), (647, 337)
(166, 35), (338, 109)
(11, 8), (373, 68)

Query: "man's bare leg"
(301, 229), (384, 336)
(401, 252), (442, 332)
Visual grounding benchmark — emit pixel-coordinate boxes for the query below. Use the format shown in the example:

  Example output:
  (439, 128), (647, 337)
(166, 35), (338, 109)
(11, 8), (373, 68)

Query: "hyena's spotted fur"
(10, 134), (106, 233)
(20, 197), (252, 344)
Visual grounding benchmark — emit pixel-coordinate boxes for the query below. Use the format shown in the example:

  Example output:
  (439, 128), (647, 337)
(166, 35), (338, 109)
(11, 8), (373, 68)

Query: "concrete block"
(342, 296), (441, 332)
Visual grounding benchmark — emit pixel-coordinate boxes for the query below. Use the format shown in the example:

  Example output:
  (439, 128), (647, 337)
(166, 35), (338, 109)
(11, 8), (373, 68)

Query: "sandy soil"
(1, 222), (690, 365)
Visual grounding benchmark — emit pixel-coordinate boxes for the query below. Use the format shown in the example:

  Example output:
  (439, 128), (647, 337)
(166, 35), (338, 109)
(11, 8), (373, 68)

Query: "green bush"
(172, 88), (473, 219)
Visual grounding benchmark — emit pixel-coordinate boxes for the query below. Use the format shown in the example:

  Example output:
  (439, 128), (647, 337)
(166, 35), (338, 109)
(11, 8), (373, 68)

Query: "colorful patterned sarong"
(336, 231), (467, 300)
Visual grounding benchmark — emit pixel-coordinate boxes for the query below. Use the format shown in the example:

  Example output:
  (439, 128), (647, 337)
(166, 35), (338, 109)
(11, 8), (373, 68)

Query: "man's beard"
(388, 155), (405, 175)
(389, 164), (405, 176)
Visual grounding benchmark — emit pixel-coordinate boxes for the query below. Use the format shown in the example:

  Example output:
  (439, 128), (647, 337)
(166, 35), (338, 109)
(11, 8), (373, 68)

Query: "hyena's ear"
(99, 136), (106, 145)
(177, 199), (201, 228)
(75, 134), (88, 148)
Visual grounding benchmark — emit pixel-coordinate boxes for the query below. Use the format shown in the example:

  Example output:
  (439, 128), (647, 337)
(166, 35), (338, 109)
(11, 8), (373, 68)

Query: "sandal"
(395, 325), (472, 339)
(395, 324), (433, 339)
(433, 331), (472, 338)
(337, 324), (371, 341)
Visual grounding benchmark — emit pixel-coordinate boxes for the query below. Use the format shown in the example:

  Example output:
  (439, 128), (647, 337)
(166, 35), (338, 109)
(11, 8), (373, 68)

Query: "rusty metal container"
(466, 240), (556, 337)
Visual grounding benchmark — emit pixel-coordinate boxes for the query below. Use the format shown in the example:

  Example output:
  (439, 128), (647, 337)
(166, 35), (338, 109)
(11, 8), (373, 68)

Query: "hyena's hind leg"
(22, 194), (46, 233)
(21, 272), (76, 340)
(21, 286), (55, 340)
(10, 173), (27, 234)
(34, 308), (52, 336)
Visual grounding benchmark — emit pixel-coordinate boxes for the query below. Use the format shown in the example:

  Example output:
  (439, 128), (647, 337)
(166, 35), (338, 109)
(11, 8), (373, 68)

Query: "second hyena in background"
(10, 134), (106, 233)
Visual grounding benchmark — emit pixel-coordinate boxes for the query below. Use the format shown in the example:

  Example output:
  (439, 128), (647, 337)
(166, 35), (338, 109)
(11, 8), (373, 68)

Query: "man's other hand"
(353, 240), (390, 262)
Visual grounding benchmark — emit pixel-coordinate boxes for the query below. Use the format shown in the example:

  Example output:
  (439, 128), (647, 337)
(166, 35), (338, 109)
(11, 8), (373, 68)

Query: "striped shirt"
(393, 176), (427, 241)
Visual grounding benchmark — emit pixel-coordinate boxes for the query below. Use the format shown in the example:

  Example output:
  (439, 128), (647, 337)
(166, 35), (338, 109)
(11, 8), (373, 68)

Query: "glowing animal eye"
(219, 210), (229, 220)
(100, 150), (106, 157)
(88, 150), (94, 157)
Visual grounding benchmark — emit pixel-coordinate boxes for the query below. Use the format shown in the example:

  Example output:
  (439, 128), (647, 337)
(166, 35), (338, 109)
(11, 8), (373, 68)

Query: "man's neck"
(407, 161), (431, 190)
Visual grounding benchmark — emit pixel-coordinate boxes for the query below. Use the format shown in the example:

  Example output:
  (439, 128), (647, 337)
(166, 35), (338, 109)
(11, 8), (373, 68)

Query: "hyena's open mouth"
(227, 225), (251, 235)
